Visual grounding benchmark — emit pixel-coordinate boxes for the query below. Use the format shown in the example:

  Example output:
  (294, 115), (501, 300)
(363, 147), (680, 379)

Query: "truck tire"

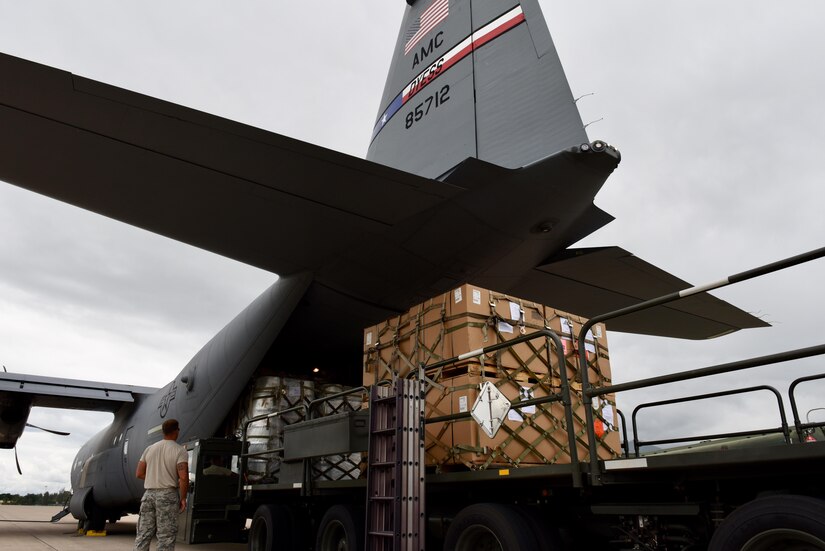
(315, 504), (363, 551)
(708, 494), (825, 551)
(517, 506), (564, 550)
(443, 503), (539, 551)
(248, 504), (295, 551)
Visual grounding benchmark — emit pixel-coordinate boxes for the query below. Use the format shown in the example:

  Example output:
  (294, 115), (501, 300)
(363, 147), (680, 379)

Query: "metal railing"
(789, 374), (825, 441)
(616, 409), (630, 458)
(237, 404), (307, 496)
(577, 246), (825, 483)
(307, 386), (367, 419)
(631, 385), (790, 455)
(237, 384), (377, 494)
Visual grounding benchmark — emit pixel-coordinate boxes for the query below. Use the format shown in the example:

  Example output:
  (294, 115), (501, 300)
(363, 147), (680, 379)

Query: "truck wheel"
(444, 503), (539, 551)
(249, 504), (295, 551)
(517, 506), (563, 550)
(315, 504), (363, 551)
(708, 495), (825, 551)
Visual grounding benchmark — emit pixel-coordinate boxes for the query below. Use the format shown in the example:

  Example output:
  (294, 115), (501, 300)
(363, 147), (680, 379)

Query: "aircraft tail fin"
(367, 0), (587, 179)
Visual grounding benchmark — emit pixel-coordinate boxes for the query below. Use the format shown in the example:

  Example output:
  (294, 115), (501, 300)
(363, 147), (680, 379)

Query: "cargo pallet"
(180, 247), (825, 550)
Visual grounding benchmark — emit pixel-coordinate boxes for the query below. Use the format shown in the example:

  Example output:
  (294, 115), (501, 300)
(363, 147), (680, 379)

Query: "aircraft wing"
(0, 372), (158, 412)
(508, 247), (769, 339)
(0, 52), (459, 278)
(0, 371), (158, 448)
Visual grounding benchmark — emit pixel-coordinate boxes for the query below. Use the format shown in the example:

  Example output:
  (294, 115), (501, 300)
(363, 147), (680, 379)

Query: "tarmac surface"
(0, 505), (247, 550)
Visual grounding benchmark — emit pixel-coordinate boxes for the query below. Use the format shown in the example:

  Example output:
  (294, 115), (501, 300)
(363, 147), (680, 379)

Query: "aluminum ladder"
(365, 379), (425, 551)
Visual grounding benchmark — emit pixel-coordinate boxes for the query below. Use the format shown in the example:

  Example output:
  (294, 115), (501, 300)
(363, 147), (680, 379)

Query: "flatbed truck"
(179, 247), (825, 550)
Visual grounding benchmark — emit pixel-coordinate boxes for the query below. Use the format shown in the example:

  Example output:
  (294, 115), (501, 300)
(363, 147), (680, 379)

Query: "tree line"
(0, 490), (71, 506)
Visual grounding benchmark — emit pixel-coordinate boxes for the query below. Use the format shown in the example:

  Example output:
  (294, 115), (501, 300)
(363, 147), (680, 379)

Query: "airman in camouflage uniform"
(134, 419), (189, 551)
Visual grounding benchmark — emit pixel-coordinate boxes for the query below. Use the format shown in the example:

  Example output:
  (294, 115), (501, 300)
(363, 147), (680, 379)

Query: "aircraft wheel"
(248, 504), (297, 551)
(83, 505), (107, 532)
(708, 495), (825, 551)
(315, 504), (363, 551)
(443, 503), (539, 551)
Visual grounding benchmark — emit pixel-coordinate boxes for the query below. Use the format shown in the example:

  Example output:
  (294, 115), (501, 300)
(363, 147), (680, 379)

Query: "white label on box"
(472, 289), (482, 305)
(509, 301), (521, 321)
(498, 321), (514, 334)
(454, 288), (463, 303)
(288, 384), (302, 398)
(365, 331), (373, 346)
(602, 402), (615, 428)
(458, 395), (468, 413)
(594, 325), (603, 339)
(508, 409), (523, 421)
(561, 318), (596, 352)
(518, 386), (536, 415)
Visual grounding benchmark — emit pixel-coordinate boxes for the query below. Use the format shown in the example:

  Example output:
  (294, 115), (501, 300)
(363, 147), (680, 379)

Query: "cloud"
(0, 1), (824, 494)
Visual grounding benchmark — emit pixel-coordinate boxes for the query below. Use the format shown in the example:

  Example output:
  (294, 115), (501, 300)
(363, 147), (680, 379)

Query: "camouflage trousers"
(134, 488), (180, 551)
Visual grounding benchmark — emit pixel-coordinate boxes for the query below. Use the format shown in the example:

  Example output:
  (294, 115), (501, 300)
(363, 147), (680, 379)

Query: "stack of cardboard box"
(363, 283), (621, 469)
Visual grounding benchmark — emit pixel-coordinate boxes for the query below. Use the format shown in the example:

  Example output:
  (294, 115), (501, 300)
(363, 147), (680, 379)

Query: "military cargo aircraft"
(0, 0), (766, 531)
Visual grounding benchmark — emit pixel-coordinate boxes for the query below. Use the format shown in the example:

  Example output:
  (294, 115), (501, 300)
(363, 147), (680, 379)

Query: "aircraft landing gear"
(75, 503), (108, 535)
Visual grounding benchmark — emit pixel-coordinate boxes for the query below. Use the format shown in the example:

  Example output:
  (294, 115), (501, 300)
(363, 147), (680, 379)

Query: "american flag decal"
(404, 0), (449, 55)
(372, 5), (526, 141)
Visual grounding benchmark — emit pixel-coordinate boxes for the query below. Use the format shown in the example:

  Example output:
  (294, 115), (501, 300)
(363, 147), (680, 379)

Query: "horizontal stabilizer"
(0, 51), (618, 317)
(509, 247), (769, 339)
(0, 52), (457, 279)
(0, 50), (767, 343)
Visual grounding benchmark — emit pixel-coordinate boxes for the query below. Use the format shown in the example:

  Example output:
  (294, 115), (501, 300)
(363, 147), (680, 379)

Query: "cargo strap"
(367, 291), (620, 471)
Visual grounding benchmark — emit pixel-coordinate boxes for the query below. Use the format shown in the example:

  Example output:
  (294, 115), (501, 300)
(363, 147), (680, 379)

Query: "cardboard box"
(424, 364), (619, 468)
(364, 284), (611, 386)
(364, 284), (620, 468)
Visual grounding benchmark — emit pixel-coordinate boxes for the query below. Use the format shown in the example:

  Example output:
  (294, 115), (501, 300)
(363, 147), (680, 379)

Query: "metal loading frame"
(308, 385), (368, 482)
(577, 246), (825, 485)
(239, 384), (371, 495)
(238, 404), (307, 497)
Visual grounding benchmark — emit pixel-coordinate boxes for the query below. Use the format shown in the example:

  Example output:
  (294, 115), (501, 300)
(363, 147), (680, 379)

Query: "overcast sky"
(1, 1), (824, 495)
